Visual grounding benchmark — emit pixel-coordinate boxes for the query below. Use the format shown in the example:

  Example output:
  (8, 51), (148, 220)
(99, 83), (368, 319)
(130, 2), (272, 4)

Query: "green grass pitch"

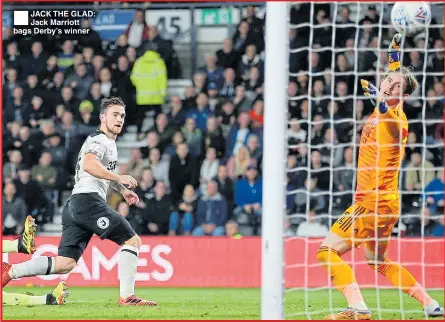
(2, 287), (443, 320)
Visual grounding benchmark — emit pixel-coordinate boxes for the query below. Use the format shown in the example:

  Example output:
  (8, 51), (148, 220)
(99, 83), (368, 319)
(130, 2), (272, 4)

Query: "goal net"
(262, 2), (444, 320)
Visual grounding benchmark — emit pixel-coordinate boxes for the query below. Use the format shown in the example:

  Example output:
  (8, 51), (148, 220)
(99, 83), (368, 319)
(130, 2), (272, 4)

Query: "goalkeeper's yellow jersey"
(355, 102), (408, 210)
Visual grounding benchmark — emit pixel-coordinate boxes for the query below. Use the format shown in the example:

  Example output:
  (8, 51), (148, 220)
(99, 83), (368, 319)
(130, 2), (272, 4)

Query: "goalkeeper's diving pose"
(316, 33), (444, 320)
(2, 216), (68, 306)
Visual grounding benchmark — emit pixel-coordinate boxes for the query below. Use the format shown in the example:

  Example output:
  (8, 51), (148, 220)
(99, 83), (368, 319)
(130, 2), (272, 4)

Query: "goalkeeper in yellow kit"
(316, 34), (444, 320)
(2, 216), (68, 306)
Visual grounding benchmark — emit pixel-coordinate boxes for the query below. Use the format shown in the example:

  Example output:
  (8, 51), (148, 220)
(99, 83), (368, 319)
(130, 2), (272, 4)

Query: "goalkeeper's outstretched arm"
(360, 34), (418, 137)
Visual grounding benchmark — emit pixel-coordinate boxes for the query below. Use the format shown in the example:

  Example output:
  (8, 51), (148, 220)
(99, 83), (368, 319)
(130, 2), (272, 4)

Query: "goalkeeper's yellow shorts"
(330, 201), (399, 249)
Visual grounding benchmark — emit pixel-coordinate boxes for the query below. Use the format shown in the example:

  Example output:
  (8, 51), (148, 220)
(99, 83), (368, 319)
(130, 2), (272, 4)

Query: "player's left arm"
(110, 181), (129, 195)
(360, 80), (406, 138)
(110, 181), (140, 206)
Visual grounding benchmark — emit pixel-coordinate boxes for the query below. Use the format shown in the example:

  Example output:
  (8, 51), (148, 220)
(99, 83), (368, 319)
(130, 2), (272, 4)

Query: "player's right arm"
(83, 153), (137, 188)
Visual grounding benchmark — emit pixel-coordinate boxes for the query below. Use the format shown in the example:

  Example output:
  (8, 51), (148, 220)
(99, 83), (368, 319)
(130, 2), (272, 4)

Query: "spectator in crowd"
(406, 206), (444, 237)
(219, 68), (237, 99)
(13, 166), (49, 225)
(203, 116), (225, 158)
(4, 87), (28, 125)
(199, 54), (224, 88)
(142, 181), (173, 236)
(232, 21), (255, 55)
(286, 171), (298, 213)
(140, 131), (161, 159)
(150, 113), (175, 152)
(248, 99), (264, 128)
(169, 184), (198, 236)
(64, 63), (94, 101)
(287, 119), (307, 145)
(246, 134), (262, 165)
(225, 219), (242, 238)
(134, 167), (157, 208)
(233, 85), (254, 112)
(79, 19), (102, 53)
(238, 44), (263, 81)
(295, 176), (326, 215)
(226, 112), (251, 157)
(165, 131), (186, 158)
(2, 182), (27, 236)
(4, 68), (19, 102)
(40, 55), (59, 88)
(295, 210), (329, 237)
(423, 170), (444, 216)
(17, 126), (40, 167)
(148, 148), (169, 187)
(124, 9), (149, 49)
(216, 39), (239, 71)
(404, 151), (436, 205)
(169, 143), (199, 202)
(31, 152), (57, 202)
(3, 150), (23, 182)
(226, 145), (254, 180)
(333, 147), (355, 209)
(57, 40), (75, 72)
(22, 41), (47, 78)
(214, 164), (235, 212)
(45, 133), (67, 172)
(186, 92), (213, 133)
(192, 180), (228, 236)
(310, 150), (330, 191)
(182, 118), (203, 157)
(199, 147), (220, 197)
(127, 148), (150, 182)
(5, 44), (21, 75)
(131, 50), (167, 137)
(319, 127), (344, 167)
(234, 165), (263, 235)
(207, 83), (221, 111)
(217, 100), (236, 137)
(168, 96), (188, 128)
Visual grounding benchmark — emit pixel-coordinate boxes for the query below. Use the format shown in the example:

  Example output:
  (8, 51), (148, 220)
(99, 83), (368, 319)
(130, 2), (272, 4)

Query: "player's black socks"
(46, 293), (57, 305)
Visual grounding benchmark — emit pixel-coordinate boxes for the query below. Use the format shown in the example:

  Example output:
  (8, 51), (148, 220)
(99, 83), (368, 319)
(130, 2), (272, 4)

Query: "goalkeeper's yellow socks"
(317, 247), (368, 310)
(2, 240), (18, 253)
(2, 291), (47, 306)
(369, 258), (433, 307)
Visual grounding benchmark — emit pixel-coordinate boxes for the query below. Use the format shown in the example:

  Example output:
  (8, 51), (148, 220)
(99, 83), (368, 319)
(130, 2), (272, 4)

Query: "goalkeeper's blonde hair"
(381, 66), (419, 96)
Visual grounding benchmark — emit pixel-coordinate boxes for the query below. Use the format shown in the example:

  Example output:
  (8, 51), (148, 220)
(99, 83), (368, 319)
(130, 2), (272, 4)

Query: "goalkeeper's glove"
(360, 79), (388, 114)
(388, 33), (403, 71)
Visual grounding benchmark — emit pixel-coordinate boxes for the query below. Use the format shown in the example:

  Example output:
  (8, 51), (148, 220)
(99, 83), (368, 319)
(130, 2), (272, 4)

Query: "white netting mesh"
(284, 2), (444, 320)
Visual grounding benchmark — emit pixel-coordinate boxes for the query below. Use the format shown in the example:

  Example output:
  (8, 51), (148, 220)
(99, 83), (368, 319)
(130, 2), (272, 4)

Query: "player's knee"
(366, 256), (390, 275)
(55, 256), (77, 274)
(124, 235), (142, 248)
(317, 246), (339, 264)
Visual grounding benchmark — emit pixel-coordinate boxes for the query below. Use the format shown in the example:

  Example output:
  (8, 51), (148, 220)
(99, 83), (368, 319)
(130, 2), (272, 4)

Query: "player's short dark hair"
(99, 97), (126, 115)
(382, 66), (418, 96)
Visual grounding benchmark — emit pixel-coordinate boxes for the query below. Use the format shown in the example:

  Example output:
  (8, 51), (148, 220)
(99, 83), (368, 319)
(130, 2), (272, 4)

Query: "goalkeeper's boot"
(324, 307), (372, 320)
(118, 295), (158, 306)
(2, 262), (12, 287)
(47, 282), (69, 305)
(425, 300), (444, 317)
(18, 216), (37, 255)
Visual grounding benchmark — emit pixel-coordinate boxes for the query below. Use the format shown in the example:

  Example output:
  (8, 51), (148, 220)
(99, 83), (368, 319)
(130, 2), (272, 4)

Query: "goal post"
(261, 2), (289, 320)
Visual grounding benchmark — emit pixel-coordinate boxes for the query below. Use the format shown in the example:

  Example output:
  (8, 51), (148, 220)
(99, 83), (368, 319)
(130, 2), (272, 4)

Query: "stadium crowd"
(2, 4), (444, 237)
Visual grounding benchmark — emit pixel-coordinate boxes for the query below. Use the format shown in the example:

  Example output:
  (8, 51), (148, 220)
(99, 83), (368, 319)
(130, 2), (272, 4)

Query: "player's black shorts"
(58, 192), (136, 262)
